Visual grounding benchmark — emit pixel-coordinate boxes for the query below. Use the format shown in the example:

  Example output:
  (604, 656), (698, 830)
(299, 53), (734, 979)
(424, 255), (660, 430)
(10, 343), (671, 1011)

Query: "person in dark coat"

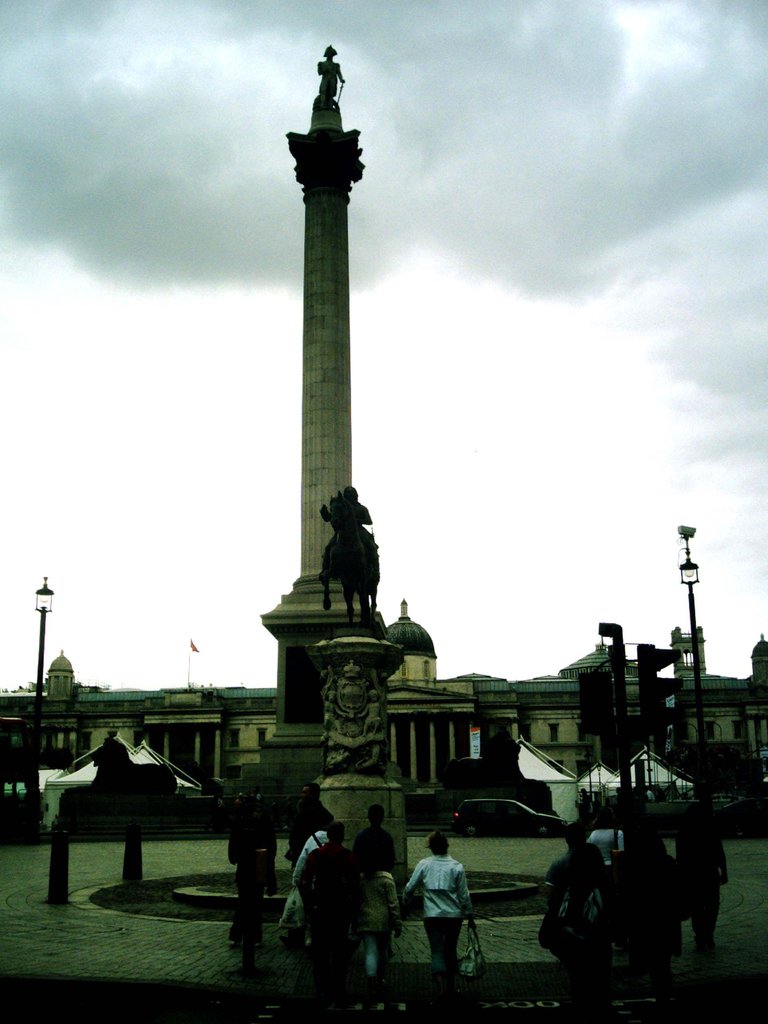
(228, 794), (277, 973)
(675, 803), (728, 950)
(282, 781), (334, 950)
(624, 824), (682, 1005)
(543, 840), (612, 1013)
(353, 803), (395, 875)
(286, 782), (334, 864)
(301, 820), (359, 1008)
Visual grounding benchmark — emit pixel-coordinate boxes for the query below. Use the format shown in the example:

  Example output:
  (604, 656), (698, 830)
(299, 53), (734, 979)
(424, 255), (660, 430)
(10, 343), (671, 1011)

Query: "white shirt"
(403, 853), (473, 919)
(291, 829), (328, 886)
(587, 828), (624, 867)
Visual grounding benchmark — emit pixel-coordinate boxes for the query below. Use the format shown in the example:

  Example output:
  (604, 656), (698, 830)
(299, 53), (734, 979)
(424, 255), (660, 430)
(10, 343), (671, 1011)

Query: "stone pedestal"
(259, 588), (386, 794)
(320, 773), (407, 888)
(308, 634), (406, 885)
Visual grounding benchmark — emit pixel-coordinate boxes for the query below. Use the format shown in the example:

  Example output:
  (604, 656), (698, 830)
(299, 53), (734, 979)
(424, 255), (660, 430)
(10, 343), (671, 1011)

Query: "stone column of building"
(214, 727), (222, 778)
(194, 729), (201, 766)
(409, 720), (418, 781)
(429, 720), (437, 783)
(448, 720), (456, 761)
(389, 719), (398, 765)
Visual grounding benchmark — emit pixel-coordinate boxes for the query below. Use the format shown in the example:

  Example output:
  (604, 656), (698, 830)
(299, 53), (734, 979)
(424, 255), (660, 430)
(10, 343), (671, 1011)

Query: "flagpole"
(188, 640), (200, 688)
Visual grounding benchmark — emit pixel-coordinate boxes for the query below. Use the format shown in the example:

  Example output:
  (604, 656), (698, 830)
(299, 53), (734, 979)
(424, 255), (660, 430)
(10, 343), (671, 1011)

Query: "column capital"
(287, 129), (364, 194)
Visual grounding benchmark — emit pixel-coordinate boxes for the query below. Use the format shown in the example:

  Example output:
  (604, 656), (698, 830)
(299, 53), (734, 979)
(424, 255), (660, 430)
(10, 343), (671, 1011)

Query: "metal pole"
(32, 608), (47, 759)
(687, 582), (709, 809)
(27, 607), (48, 844)
(600, 622), (634, 834)
(611, 633), (634, 831)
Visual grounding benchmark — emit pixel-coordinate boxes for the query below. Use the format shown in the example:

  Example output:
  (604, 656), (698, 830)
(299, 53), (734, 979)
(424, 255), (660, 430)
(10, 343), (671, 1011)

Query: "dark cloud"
(1, 1), (765, 297)
(0, 2), (766, 511)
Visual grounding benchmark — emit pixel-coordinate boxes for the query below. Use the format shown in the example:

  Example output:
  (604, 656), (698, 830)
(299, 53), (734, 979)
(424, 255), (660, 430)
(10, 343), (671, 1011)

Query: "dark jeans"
(691, 883), (721, 944)
(309, 909), (353, 1003)
(423, 917), (462, 982)
(230, 882), (264, 944)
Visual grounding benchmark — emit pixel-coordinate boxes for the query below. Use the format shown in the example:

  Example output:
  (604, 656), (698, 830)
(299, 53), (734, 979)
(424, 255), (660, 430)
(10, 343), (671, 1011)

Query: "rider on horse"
(319, 486), (379, 586)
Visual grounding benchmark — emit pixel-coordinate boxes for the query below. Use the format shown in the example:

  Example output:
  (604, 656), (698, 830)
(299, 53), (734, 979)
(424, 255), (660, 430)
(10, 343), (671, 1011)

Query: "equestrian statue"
(319, 486), (379, 626)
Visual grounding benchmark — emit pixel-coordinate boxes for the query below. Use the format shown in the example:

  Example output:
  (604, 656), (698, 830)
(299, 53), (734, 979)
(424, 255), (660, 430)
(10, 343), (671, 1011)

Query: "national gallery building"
(2, 600), (767, 794)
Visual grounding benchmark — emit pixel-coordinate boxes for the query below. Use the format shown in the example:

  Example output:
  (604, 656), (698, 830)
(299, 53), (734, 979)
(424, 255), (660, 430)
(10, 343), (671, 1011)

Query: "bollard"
(123, 821), (143, 881)
(48, 829), (69, 904)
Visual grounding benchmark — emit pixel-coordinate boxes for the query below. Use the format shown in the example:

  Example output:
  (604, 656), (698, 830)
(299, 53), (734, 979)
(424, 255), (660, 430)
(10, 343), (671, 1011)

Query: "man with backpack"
(540, 841), (612, 1011)
(300, 820), (360, 1008)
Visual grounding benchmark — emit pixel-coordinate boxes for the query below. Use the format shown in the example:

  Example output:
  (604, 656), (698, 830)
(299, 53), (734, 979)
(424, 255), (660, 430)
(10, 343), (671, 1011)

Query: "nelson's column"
(260, 48), (401, 804)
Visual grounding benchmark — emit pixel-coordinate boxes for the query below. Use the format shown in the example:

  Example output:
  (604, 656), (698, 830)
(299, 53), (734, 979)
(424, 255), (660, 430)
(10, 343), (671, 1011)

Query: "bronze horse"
(321, 491), (378, 626)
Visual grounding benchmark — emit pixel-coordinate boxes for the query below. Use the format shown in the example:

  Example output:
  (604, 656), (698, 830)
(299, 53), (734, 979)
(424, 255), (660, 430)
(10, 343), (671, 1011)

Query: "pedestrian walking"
(353, 802), (395, 874)
(540, 840), (612, 1013)
(588, 805), (626, 946)
(675, 803), (728, 950)
(282, 781), (333, 950)
(356, 864), (402, 1006)
(227, 794), (277, 974)
(577, 788), (593, 824)
(300, 820), (359, 1009)
(625, 824), (683, 1005)
(402, 830), (474, 1001)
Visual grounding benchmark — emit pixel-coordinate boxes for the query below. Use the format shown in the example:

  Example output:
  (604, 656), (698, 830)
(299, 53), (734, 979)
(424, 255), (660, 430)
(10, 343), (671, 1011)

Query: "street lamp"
(28, 577), (53, 843)
(677, 527), (709, 809)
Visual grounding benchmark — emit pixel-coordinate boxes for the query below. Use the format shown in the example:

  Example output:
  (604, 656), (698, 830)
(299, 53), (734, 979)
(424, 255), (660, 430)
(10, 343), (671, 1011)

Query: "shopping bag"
(458, 923), (486, 979)
(279, 884), (305, 930)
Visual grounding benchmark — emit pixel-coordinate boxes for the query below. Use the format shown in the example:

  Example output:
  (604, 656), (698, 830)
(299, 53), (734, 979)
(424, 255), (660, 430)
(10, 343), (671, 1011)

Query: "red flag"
(190, 640), (199, 653)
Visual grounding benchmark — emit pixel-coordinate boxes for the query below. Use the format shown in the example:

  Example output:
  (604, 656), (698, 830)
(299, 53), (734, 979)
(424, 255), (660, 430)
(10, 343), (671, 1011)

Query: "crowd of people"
(541, 803), (728, 1012)
(226, 782), (727, 1009)
(226, 781), (475, 1008)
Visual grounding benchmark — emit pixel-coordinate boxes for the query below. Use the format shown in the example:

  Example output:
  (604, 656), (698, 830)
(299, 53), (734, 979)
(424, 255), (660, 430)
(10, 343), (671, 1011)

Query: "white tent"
(518, 738), (579, 822)
(577, 762), (616, 805)
(602, 748), (694, 797)
(42, 736), (199, 828)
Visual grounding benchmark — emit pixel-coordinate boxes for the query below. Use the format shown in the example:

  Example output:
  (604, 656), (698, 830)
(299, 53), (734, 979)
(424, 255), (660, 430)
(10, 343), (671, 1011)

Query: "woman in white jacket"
(402, 830), (475, 998)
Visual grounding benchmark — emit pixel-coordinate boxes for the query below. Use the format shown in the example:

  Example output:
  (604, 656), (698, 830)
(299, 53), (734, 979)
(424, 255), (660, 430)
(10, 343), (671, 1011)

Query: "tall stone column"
(300, 185), (353, 579)
(260, 55), (376, 796)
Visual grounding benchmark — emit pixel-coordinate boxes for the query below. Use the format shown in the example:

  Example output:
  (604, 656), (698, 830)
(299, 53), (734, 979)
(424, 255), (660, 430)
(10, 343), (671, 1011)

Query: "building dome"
(751, 634), (768, 659)
(49, 651), (73, 673)
(386, 600), (436, 656)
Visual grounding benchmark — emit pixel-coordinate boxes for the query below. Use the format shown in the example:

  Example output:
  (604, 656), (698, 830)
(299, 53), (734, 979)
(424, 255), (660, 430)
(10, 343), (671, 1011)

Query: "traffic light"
(578, 670), (614, 736)
(636, 644), (681, 736)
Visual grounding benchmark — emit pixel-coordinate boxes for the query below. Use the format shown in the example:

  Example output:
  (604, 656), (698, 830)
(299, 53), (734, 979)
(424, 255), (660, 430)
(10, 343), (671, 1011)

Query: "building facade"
(3, 614), (767, 797)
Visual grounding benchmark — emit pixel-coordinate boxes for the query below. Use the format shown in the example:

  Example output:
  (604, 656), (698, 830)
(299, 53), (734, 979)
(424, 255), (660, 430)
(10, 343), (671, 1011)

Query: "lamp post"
(678, 527), (709, 810)
(28, 577), (53, 843)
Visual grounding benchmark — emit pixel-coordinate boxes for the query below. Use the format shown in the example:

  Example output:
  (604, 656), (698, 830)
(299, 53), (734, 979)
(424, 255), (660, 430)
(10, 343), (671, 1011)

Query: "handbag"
(458, 923), (486, 979)
(279, 884), (305, 930)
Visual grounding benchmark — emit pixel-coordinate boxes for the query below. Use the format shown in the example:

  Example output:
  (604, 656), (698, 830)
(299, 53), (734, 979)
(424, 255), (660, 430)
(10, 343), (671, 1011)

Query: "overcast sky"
(1, 1), (766, 692)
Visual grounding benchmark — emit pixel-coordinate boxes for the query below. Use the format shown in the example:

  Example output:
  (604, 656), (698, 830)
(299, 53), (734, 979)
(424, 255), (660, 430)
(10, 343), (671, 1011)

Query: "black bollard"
(48, 829), (69, 904)
(123, 821), (143, 881)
